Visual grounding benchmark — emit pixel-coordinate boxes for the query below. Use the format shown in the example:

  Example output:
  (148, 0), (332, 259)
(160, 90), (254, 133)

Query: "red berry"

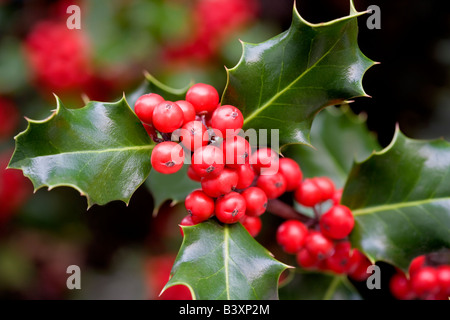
(179, 214), (196, 236)
(296, 248), (319, 269)
(185, 83), (219, 114)
(241, 187), (267, 217)
(325, 241), (352, 274)
(235, 164), (255, 189)
(223, 135), (250, 168)
(143, 123), (157, 138)
(312, 177), (336, 201)
(331, 188), (343, 205)
(409, 255), (426, 276)
(436, 265), (450, 296)
(250, 148), (279, 174)
(348, 251), (372, 281)
(319, 204), (355, 239)
(211, 105), (244, 137)
(390, 272), (414, 300)
(187, 165), (202, 182)
(179, 120), (208, 151)
(215, 192), (246, 224)
(151, 142), (184, 174)
(304, 231), (334, 260)
(276, 220), (308, 254)
(240, 215), (262, 237)
(410, 266), (440, 298)
(201, 168), (238, 198)
(256, 172), (286, 199)
(185, 190), (215, 223)
(294, 178), (322, 207)
(152, 101), (184, 133)
(175, 100), (196, 124)
(191, 145), (225, 177)
(278, 158), (302, 191)
(134, 93), (165, 124)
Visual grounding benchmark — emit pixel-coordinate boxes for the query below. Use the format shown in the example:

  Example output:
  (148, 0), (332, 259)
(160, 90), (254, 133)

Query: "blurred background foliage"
(0, 0), (449, 299)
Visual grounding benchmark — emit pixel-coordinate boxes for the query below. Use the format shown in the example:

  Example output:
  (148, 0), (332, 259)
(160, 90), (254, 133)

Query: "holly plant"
(8, 2), (450, 300)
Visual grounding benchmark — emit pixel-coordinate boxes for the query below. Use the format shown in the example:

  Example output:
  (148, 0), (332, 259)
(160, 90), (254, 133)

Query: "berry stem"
(425, 250), (450, 266)
(267, 199), (315, 227)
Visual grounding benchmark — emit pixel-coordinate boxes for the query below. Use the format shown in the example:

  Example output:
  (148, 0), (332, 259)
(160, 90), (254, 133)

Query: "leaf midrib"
(14, 145), (154, 162)
(352, 197), (450, 216)
(242, 22), (349, 125)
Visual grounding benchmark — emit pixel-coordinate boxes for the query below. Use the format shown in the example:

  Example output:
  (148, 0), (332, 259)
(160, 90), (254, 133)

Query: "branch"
(267, 199), (315, 227)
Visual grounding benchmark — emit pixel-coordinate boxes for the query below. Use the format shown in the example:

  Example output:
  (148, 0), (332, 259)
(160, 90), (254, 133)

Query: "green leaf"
(221, 1), (375, 148)
(145, 165), (201, 215)
(284, 106), (380, 187)
(127, 72), (193, 109)
(163, 219), (289, 300)
(8, 96), (153, 208)
(279, 270), (362, 300)
(342, 128), (450, 271)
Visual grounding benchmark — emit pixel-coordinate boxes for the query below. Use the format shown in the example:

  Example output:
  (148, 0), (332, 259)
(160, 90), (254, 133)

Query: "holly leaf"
(221, 1), (375, 148)
(145, 165), (200, 216)
(127, 71), (193, 110)
(162, 219), (289, 300)
(8, 96), (153, 208)
(279, 270), (361, 300)
(342, 128), (450, 271)
(284, 106), (380, 187)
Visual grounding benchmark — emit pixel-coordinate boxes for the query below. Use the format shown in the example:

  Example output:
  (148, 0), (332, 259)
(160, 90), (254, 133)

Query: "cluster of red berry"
(0, 98), (32, 224)
(276, 179), (372, 281)
(164, 0), (258, 62)
(24, 21), (92, 91)
(134, 82), (279, 235)
(0, 97), (19, 141)
(390, 255), (450, 300)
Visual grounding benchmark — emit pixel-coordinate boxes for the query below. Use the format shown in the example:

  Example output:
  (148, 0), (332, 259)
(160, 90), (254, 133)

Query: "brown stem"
(267, 199), (316, 227)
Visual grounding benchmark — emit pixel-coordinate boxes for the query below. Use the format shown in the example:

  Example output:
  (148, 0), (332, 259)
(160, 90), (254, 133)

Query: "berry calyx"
(240, 215), (262, 237)
(241, 187), (268, 217)
(294, 178), (322, 207)
(276, 220), (308, 254)
(185, 83), (219, 114)
(134, 93), (165, 124)
(304, 231), (334, 260)
(215, 192), (246, 224)
(256, 172), (286, 199)
(319, 204), (355, 239)
(201, 168), (238, 198)
(278, 158), (302, 191)
(191, 145), (225, 177)
(152, 101), (184, 133)
(185, 190), (215, 223)
(211, 105), (244, 137)
(151, 142), (184, 174)
(179, 120), (208, 151)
